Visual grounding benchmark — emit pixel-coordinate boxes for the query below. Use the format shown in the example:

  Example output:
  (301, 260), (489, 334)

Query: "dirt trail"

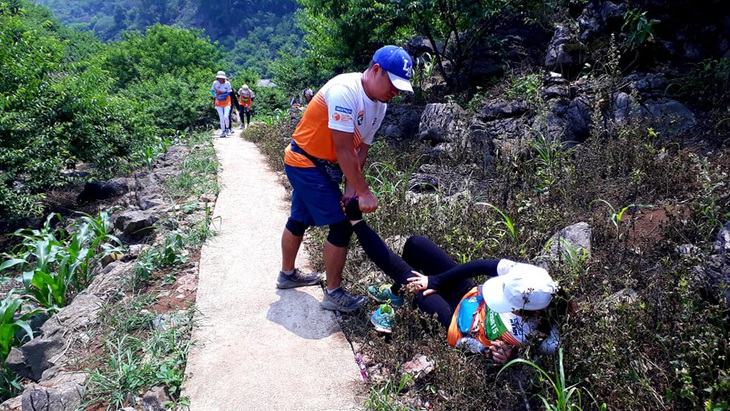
(183, 130), (363, 410)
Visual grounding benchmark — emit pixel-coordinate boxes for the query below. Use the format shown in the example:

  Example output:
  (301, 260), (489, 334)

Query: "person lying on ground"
(344, 198), (572, 364)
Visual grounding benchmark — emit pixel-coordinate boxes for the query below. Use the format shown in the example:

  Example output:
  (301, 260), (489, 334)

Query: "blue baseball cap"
(373, 45), (413, 92)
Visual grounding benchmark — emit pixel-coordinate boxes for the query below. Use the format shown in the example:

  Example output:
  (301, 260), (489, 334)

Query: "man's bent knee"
(286, 218), (309, 237)
(327, 219), (353, 247)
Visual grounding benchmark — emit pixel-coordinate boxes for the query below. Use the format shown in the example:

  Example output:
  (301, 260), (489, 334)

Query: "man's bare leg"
(323, 241), (347, 290)
(278, 228), (320, 289)
(281, 228), (302, 271)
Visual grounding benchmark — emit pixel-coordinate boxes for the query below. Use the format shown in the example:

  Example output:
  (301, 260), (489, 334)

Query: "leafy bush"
(0, 2), (167, 220)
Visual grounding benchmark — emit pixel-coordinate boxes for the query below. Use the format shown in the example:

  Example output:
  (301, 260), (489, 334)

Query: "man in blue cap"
(276, 45), (413, 313)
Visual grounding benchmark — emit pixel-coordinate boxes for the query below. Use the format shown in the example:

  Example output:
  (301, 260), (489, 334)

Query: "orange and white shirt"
(238, 89), (254, 107)
(211, 80), (232, 107)
(284, 72), (387, 168)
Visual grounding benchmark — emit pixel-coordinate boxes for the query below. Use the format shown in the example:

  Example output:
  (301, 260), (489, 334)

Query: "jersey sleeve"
(326, 83), (357, 133)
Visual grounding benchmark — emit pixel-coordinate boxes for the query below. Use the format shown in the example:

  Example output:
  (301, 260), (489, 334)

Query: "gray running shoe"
(276, 268), (320, 289)
(321, 288), (367, 313)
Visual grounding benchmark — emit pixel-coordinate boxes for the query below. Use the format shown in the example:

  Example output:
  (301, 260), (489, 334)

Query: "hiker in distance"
(237, 84), (255, 129)
(211, 71), (234, 138)
(276, 45), (414, 313)
(344, 198), (572, 364)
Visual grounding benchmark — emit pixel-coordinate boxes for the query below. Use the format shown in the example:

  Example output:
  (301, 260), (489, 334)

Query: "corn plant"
(0, 292), (37, 364)
(3, 212), (123, 312)
(498, 348), (606, 411)
(259, 108), (284, 126)
(85, 309), (193, 409)
(477, 202), (521, 244)
(591, 199), (652, 239)
(529, 130), (574, 193)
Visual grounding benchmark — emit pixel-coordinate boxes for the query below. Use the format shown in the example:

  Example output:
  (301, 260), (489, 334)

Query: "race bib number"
(484, 305), (508, 340)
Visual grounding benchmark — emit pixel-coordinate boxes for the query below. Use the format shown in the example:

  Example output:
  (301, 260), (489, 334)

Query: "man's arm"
(332, 130), (377, 212)
(344, 143), (370, 198)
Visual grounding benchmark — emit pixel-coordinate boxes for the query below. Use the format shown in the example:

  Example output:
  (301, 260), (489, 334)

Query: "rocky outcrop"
(696, 220), (730, 305)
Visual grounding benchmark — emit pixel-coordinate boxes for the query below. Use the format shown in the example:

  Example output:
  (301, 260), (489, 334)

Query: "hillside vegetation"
(30, 0), (303, 78)
(2, 0), (729, 409)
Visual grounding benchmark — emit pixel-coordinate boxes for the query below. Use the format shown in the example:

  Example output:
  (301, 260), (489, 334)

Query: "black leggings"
(353, 223), (476, 328)
(241, 106), (251, 124)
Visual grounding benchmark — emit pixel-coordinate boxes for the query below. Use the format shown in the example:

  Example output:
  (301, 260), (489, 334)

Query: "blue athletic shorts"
(285, 165), (345, 226)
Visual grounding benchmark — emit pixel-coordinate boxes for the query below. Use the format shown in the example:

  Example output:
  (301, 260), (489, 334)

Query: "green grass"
(85, 307), (194, 410)
(499, 349), (607, 411)
(164, 145), (219, 200)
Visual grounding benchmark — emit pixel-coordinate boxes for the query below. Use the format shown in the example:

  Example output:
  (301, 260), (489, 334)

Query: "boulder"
(76, 178), (130, 204)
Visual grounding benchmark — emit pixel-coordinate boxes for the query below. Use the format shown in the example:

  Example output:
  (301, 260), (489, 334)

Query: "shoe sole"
(370, 317), (392, 333)
(320, 299), (366, 313)
(276, 279), (319, 289)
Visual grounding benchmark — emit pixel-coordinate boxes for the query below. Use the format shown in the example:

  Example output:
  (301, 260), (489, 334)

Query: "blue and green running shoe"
(367, 284), (404, 307)
(370, 304), (394, 333)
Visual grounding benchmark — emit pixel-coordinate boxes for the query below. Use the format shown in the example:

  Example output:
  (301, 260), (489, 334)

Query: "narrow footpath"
(183, 129), (363, 410)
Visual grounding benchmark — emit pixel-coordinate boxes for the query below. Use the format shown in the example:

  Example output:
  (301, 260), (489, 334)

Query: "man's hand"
(358, 191), (378, 213)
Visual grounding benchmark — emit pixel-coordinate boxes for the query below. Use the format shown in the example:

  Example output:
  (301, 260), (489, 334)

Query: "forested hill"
(30, 0), (298, 44)
(29, 0), (302, 76)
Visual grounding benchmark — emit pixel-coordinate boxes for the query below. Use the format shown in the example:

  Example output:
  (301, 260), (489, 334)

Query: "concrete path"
(183, 130), (363, 410)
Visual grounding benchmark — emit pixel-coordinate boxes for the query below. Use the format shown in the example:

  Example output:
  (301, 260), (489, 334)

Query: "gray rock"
(565, 96), (592, 143)
(408, 174), (439, 193)
(114, 209), (159, 241)
(419, 103), (468, 145)
(379, 105), (423, 141)
(77, 178), (131, 204)
(21, 372), (85, 411)
(642, 98), (697, 134)
(540, 222), (592, 268)
(7, 294), (102, 381)
(544, 24), (586, 76)
(142, 385), (172, 411)
(0, 395), (22, 411)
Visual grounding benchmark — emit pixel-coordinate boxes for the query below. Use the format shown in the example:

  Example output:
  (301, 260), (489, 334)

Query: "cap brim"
(387, 72), (413, 92)
(482, 276), (516, 313)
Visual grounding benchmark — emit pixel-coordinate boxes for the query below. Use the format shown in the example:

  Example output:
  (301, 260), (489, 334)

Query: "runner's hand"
(407, 271), (435, 296)
(488, 340), (517, 364)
